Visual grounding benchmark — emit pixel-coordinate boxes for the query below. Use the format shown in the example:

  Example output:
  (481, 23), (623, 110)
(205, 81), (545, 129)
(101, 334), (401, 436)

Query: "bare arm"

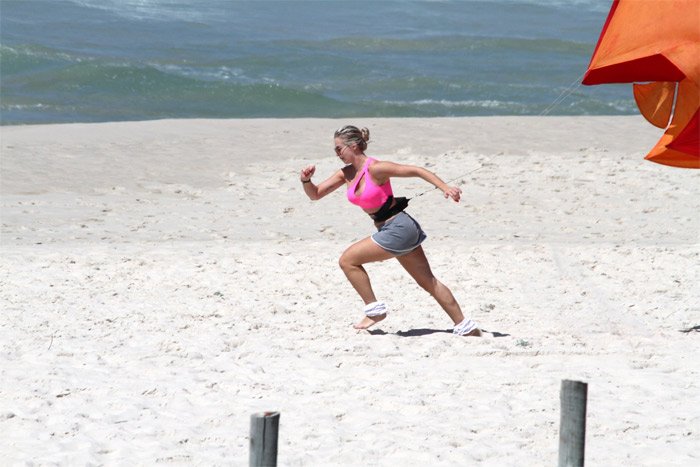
(300, 165), (346, 201)
(369, 161), (462, 202)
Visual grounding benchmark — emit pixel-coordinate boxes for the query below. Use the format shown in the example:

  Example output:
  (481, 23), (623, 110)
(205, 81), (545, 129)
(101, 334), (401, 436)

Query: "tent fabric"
(633, 82), (675, 129)
(583, 0), (700, 168)
(666, 109), (699, 157)
(645, 79), (699, 168)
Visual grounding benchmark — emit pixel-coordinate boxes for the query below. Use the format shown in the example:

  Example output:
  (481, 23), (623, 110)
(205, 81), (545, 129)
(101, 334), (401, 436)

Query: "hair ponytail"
(335, 125), (370, 151)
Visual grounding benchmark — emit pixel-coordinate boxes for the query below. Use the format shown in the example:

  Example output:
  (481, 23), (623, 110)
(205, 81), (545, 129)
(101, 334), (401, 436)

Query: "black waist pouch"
(370, 196), (410, 223)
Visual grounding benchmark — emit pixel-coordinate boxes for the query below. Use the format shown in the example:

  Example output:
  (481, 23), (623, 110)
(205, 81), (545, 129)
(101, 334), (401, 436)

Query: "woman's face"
(334, 137), (352, 162)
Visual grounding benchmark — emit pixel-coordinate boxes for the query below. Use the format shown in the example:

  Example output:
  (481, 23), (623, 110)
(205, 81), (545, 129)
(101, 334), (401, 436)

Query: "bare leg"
(338, 237), (395, 329)
(396, 246), (481, 336)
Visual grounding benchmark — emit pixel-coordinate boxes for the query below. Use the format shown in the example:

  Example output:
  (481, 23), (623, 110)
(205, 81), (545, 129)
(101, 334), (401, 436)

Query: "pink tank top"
(347, 158), (393, 209)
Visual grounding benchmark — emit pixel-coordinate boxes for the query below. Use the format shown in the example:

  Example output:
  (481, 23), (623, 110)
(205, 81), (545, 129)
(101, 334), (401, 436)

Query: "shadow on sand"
(680, 325), (700, 334)
(367, 328), (510, 338)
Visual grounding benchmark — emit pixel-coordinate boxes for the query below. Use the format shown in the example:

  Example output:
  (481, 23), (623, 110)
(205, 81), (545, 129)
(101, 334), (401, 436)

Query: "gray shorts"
(371, 212), (427, 256)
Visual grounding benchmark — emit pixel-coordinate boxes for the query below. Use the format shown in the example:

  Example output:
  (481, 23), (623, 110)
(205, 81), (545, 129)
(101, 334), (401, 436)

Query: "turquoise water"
(0, 0), (633, 125)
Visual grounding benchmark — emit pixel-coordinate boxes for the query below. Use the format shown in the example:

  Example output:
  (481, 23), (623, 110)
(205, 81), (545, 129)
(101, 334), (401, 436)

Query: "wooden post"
(250, 411), (280, 467)
(558, 380), (587, 467)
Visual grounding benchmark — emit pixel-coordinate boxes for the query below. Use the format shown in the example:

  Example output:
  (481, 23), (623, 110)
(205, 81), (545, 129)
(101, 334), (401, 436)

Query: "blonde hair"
(335, 125), (370, 151)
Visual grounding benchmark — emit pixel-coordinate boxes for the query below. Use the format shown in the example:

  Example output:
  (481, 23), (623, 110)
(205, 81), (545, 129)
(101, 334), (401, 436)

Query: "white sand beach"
(1, 116), (699, 466)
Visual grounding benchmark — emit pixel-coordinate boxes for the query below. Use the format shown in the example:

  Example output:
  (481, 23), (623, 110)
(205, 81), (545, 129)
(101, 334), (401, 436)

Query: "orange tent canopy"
(583, 0), (700, 168)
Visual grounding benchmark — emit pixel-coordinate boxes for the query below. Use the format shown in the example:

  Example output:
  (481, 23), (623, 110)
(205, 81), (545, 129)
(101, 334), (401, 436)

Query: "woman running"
(300, 125), (480, 337)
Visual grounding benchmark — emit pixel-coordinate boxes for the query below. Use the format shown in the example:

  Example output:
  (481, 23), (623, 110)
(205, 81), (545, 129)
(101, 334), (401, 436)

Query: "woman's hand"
(443, 185), (462, 202)
(300, 165), (315, 182)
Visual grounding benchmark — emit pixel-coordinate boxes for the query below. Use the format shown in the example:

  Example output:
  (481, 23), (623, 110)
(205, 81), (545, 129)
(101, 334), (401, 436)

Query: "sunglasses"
(335, 145), (348, 155)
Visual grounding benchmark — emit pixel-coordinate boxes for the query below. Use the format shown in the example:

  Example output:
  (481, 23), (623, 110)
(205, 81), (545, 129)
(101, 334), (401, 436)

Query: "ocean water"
(0, 0), (634, 125)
